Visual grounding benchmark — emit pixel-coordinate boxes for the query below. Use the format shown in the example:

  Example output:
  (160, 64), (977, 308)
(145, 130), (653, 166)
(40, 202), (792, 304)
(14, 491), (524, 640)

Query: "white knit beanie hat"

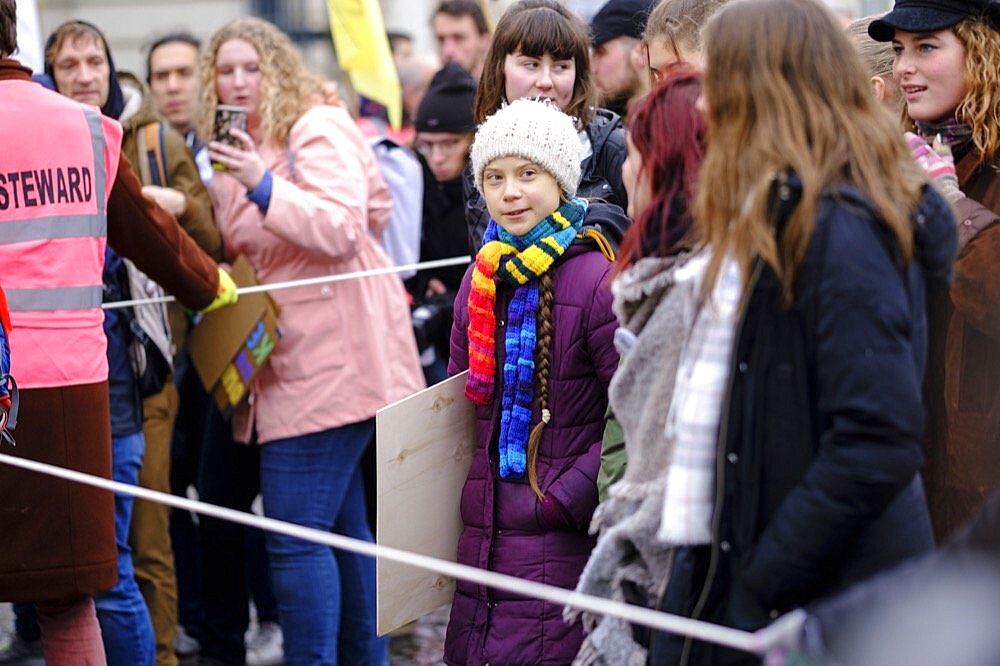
(471, 98), (582, 199)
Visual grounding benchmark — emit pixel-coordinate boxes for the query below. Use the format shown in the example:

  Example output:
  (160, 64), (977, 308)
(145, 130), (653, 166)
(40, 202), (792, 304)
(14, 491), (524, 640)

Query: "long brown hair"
(474, 0), (596, 127)
(0, 0), (14, 57)
(197, 17), (323, 145)
(695, 0), (925, 303)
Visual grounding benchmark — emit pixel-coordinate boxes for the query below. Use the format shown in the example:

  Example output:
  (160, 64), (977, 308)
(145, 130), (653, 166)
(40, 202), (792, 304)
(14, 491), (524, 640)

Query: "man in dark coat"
(408, 63), (477, 383)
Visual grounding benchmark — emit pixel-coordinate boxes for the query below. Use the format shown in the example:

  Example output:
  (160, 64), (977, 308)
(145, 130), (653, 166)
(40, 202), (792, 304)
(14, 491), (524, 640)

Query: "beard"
(598, 75), (644, 118)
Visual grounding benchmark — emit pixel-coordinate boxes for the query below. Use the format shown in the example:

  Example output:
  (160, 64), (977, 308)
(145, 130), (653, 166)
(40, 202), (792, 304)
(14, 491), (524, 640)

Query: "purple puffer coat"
(444, 220), (621, 665)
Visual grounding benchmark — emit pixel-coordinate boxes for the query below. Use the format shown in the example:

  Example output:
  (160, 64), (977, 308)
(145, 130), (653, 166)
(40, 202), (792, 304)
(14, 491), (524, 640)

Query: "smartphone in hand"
(211, 105), (248, 171)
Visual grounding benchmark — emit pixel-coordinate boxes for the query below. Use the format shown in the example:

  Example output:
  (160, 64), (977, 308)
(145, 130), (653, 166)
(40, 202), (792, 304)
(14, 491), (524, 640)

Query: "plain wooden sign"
(375, 371), (476, 636)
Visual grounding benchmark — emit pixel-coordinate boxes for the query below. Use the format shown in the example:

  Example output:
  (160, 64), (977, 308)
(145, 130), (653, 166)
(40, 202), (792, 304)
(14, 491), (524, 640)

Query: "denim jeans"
(260, 420), (387, 666)
(95, 431), (156, 666)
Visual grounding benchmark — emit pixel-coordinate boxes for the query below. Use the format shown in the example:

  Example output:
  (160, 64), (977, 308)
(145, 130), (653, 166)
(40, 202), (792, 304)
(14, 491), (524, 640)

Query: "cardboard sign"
(187, 256), (281, 414)
(375, 371), (476, 636)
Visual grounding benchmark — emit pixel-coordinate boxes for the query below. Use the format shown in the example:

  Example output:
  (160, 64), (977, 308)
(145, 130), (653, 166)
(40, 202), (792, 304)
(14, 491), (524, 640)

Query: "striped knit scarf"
(465, 198), (587, 479)
(916, 117), (973, 149)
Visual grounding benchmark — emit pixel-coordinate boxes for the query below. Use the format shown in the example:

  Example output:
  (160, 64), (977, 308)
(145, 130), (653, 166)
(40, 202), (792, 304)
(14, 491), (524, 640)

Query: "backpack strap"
(138, 122), (170, 187)
(577, 228), (616, 262)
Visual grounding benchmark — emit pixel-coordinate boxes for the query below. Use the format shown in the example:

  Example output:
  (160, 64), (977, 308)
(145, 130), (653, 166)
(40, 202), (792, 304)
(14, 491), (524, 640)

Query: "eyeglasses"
(415, 137), (464, 158)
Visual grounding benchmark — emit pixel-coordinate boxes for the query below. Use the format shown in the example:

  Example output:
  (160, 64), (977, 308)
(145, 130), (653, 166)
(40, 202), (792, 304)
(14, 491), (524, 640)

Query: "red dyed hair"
(617, 69), (705, 272)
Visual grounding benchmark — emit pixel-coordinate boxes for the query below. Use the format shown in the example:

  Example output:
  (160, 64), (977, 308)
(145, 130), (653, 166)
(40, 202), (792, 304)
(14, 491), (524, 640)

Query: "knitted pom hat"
(471, 98), (582, 199)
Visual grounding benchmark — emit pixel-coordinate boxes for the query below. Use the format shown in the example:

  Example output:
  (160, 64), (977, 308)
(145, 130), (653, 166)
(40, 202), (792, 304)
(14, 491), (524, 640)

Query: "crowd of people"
(0, 0), (997, 663)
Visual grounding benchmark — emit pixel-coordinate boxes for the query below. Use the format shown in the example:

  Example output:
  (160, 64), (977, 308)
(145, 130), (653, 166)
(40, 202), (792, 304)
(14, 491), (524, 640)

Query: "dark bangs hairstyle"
(1, 0), (15, 57)
(474, 0), (596, 127)
(617, 68), (704, 272)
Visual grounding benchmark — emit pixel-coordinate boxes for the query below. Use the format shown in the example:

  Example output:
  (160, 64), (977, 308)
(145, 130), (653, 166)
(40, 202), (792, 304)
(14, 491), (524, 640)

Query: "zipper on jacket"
(679, 261), (762, 666)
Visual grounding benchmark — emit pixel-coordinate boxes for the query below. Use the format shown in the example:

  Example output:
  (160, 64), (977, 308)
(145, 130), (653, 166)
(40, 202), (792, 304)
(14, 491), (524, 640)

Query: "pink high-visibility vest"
(0, 79), (122, 389)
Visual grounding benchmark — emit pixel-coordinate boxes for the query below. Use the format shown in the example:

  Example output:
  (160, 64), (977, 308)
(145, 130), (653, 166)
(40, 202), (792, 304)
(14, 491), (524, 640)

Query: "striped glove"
(906, 132), (962, 204)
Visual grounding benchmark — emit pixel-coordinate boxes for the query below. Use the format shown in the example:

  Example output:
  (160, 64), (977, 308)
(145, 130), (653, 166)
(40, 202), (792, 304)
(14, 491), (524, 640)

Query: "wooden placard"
(375, 371), (476, 636)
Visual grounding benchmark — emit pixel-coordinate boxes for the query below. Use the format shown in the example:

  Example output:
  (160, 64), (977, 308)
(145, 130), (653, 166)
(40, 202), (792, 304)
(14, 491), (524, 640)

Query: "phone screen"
(211, 105), (248, 170)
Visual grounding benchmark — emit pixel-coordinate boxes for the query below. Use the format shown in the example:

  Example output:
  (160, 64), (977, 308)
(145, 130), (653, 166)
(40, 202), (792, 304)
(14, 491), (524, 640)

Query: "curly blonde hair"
(952, 18), (1000, 165)
(197, 17), (323, 145)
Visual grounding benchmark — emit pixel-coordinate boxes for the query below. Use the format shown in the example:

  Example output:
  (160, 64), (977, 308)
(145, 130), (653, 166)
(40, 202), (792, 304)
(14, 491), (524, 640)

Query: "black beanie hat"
(44, 20), (125, 120)
(590, 0), (658, 46)
(415, 63), (477, 134)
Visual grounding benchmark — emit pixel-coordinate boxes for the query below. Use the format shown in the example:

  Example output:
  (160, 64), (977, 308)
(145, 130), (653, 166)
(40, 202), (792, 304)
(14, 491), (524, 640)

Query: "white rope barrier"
(102, 256), (473, 310)
(18, 254), (794, 655)
(0, 452), (761, 654)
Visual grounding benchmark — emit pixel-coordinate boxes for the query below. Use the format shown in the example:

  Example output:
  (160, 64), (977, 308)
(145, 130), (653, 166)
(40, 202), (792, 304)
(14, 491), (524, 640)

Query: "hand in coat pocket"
(536, 493), (575, 531)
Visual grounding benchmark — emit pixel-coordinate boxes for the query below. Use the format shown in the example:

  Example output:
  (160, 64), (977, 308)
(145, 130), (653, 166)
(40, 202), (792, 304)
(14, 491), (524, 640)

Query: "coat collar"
(0, 58), (33, 82)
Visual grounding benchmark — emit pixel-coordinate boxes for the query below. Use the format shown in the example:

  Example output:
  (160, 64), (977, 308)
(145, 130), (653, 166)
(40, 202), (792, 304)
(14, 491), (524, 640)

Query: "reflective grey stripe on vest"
(5, 285), (104, 312)
(82, 106), (108, 215)
(2, 106), (110, 313)
(0, 214), (106, 245)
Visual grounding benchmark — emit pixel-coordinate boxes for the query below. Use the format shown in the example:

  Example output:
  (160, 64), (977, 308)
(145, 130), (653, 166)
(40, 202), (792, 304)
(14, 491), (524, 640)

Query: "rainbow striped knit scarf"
(465, 198), (587, 479)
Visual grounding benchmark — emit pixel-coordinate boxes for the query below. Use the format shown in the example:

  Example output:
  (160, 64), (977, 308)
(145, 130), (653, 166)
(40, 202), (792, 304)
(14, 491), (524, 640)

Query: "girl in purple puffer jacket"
(445, 98), (626, 665)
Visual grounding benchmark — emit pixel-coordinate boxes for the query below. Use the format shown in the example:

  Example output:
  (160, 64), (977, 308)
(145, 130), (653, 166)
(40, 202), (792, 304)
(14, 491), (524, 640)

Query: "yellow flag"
(326, 0), (402, 129)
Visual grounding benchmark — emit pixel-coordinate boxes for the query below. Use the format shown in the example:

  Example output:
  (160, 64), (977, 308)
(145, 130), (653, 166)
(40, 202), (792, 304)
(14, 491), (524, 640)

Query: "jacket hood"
(569, 200), (630, 260)
(43, 20), (125, 119)
(117, 71), (158, 130)
(586, 108), (622, 157)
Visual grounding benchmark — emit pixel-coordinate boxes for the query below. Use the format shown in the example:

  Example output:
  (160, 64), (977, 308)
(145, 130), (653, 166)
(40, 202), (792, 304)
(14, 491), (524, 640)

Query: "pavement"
(388, 606), (449, 665)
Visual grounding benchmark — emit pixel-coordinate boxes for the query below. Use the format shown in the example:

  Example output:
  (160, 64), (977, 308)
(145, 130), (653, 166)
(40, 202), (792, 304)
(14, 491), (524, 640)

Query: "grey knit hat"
(471, 98), (582, 199)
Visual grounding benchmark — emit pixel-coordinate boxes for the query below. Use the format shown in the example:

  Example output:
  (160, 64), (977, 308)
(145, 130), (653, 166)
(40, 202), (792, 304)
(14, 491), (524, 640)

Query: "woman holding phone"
(199, 17), (424, 665)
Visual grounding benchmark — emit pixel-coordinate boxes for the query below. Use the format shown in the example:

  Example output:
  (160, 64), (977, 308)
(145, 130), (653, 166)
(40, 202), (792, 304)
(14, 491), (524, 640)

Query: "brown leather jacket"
(926, 150), (1000, 539)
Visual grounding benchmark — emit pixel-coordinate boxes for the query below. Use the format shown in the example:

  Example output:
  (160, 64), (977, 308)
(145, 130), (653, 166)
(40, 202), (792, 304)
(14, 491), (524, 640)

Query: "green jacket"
(597, 408), (626, 503)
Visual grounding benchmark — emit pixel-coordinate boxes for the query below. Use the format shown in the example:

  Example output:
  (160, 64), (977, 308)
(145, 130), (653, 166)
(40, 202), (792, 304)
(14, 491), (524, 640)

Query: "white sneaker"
(173, 624), (201, 658)
(246, 621), (283, 666)
(0, 634), (43, 665)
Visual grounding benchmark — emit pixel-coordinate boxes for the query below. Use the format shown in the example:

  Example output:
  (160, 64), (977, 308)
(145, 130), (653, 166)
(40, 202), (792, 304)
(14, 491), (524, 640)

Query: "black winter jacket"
(655, 177), (957, 665)
(408, 156), (471, 300)
(463, 108), (630, 252)
(802, 491), (1000, 664)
